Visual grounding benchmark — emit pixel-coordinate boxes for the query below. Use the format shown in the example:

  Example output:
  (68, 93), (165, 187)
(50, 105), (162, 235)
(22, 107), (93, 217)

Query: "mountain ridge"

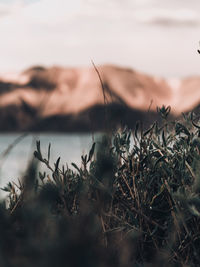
(0, 64), (198, 131)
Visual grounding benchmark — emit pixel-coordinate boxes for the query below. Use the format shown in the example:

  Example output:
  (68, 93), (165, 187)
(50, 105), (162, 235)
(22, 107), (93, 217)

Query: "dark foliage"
(1, 108), (200, 266)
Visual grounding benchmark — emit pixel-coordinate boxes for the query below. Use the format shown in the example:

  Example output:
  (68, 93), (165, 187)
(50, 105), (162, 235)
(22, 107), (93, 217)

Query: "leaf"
(152, 141), (161, 150)
(39, 171), (46, 181)
(87, 142), (96, 163)
(52, 171), (61, 184)
(36, 141), (41, 154)
(81, 155), (85, 164)
(175, 123), (190, 136)
(129, 159), (133, 172)
(48, 143), (51, 163)
(154, 155), (166, 169)
(34, 140), (43, 161)
(154, 121), (159, 135)
(1, 182), (13, 193)
(143, 123), (155, 137)
(150, 184), (165, 205)
(157, 105), (171, 119)
(34, 151), (43, 161)
(162, 130), (166, 147)
(71, 162), (80, 173)
(127, 131), (131, 142)
(134, 121), (140, 140)
(54, 157), (60, 171)
(192, 120), (200, 130)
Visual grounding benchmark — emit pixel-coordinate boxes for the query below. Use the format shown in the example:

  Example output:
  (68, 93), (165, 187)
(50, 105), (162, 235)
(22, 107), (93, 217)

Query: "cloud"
(0, 0), (37, 20)
(0, 0), (199, 76)
(21, 0), (85, 24)
(134, 8), (200, 27)
(0, 2), (14, 18)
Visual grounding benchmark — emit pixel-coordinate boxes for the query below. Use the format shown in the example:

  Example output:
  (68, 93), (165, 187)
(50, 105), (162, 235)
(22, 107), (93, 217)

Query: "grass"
(1, 106), (200, 266)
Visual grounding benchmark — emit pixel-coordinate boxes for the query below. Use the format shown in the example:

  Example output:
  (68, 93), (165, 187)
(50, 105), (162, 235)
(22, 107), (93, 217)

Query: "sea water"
(0, 133), (99, 198)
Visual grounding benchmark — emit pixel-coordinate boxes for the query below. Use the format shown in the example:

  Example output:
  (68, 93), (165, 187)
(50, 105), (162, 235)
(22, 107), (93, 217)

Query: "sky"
(0, 0), (200, 77)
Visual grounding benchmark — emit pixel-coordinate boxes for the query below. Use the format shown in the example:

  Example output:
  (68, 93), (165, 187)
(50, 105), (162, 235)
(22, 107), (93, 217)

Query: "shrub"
(2, 107), (200, 266)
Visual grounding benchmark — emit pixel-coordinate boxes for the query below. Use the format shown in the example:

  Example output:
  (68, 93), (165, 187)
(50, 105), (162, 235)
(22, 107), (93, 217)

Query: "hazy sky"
(0, 0), (200, 77)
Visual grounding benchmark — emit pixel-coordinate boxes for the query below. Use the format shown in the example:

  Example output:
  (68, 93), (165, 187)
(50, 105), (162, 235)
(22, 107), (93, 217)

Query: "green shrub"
(2, 107), (200, 266)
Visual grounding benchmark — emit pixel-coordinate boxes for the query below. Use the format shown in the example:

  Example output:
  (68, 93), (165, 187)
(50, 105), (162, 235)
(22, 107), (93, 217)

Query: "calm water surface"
(0, 133), (99, 198)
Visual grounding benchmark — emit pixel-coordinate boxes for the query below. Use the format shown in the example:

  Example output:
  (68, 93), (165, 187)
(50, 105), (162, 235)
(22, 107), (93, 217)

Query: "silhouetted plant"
(1, 107), (200, 266)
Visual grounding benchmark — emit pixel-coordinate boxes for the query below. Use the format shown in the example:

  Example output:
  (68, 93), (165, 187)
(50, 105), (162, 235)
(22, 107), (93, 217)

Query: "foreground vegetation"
(1, 106), (200, 266)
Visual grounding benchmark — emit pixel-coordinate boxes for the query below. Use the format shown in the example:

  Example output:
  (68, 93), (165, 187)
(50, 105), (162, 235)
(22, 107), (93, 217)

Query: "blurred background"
(0, 0), (199, 77)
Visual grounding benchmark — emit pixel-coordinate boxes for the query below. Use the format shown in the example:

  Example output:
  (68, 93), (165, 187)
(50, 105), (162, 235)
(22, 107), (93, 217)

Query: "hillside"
(0, 64), (198, 131)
